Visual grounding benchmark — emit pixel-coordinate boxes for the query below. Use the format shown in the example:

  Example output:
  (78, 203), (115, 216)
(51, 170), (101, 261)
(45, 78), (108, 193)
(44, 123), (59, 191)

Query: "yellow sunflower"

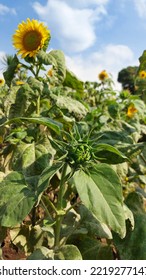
(16, 80), (25, 85)
(0, 78), (5, 87)
(12, 18), (51, 58)
(127, 104), (138, 118)
(98, 70), (108, 81)
(47, 68), (53, 77)
(139, 70), (146, 79)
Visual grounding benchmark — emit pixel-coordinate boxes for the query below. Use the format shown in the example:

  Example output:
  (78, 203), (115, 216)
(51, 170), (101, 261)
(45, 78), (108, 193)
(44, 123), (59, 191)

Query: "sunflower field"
(0, 19), (146, 260)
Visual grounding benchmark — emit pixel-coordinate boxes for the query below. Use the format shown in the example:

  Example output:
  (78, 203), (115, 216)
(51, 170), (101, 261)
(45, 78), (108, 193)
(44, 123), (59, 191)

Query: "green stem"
(31, 205), (36, 227)
(41, 198), (52, 219)
(57, 162), (68, 210)
(35, 63), (42, 78)
(54, 162), (68, 248)
(66, 200), (81, 214)
(36, 95), (40, 115)
(41, 196), (58, 215)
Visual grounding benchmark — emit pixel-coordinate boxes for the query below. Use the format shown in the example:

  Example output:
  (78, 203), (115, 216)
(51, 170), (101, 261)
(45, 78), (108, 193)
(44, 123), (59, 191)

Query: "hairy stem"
(54, 162), (68, 248)
(36, 95), (40, 115)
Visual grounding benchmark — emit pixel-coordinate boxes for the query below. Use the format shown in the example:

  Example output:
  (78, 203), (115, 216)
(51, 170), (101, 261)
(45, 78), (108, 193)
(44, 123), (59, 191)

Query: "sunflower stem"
(36, 95), (40, 115)
(54, 162), (68, 248)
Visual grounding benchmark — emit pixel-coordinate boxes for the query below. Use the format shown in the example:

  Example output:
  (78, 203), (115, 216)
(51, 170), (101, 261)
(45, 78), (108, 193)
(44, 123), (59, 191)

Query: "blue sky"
(0, 0), (146, 88)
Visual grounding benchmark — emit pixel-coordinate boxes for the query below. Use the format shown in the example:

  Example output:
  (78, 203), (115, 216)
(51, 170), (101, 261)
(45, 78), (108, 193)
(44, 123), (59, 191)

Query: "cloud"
(0, 3), (16, 15)
(32, 0), (109, 52)
(58, 0), (109, 8)
(0, 51), (6, 77)
(133, 0), (146, 18)
(65, 44), (138, 89)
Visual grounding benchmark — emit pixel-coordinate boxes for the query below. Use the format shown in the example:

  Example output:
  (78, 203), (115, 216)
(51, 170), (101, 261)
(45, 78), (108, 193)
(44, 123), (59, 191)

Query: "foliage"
(117, 66), (138, 94)
(1, 20), (146, 260)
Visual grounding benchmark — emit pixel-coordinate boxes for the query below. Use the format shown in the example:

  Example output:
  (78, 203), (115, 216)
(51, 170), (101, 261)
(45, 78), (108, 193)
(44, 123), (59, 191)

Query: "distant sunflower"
(127, 104), (138, 118)
(47, 68), (53, 77)
(12, 18), (50, 58)
(16, 80), (25, 85)
(0, 78), (5, 87)
(98, 70), (108, 81)
(139, 70), (146, 79)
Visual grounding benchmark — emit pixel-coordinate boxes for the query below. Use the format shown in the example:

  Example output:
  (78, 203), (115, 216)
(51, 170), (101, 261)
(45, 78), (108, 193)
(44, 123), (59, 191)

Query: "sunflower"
(12, 18), (51, 58)
(139, 70), (146, 79)
(127, 104), (138, 118)
(47, 68), (53, 77)
(98, 70), (108, 81)
(15, 80), (25, 85)
(0, 78), (5, 87)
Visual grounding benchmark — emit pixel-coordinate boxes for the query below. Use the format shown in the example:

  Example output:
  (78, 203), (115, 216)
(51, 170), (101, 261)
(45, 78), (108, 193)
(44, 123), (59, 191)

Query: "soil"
(1, 231), (26, 260)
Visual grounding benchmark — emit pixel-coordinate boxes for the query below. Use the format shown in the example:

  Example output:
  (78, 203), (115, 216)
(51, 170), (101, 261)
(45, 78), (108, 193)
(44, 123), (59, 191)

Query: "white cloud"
(65, 44), (138, 89)
(32, 0), (109, 52)
(0, 51), (6, 78)
(133, 0), (146, 18)
(0, 4), (16, 15)
(58, 0), (109, 9)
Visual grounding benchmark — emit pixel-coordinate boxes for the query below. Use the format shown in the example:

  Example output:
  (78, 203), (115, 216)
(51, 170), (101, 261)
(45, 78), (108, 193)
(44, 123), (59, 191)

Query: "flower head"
(16, 80), (25, 85)
(98, 70), (108, 81)
(12, 18), (51, 58)
(47, 68), (53, 77)
(139, 70), (146, 79)
(0, 78), (5, 87)
(127, 104), (138, 118)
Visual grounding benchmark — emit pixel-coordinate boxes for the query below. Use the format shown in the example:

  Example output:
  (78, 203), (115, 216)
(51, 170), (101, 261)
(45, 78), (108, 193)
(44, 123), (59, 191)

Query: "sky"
(0, 0), (146, 89)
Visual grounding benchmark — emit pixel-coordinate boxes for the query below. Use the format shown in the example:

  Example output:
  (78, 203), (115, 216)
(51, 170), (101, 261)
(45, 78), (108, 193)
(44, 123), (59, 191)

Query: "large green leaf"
(0, 172), (36, 227)
(51, 94), (88, 119)
(37, 50), (56, 66)
(78, 205), (112, 239)
(8, 84), (34, 118)
(11, 142), (53, 177)
(3, 55), (19, 87)
(138, 50), (146, 73)
(73, 166), (126, 238)
(73, 236), (114, 260)
(63, 69), (84, 94)
(27, 77), (43, 93)
(93, 143), (127, 164)
(49, 50), (66, 83)
(113, 192), (146, 259)
(37, 49), (66, 83)
(37, 162), (63, 197)
(1, 117), (63, 134)
(0, 158), (63, 227)
(92, 130), (133, 146)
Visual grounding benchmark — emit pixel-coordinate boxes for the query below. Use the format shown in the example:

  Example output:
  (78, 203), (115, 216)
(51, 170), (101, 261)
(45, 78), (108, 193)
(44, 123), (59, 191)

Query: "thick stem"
(36, 95), (40, 115)
(31, 205), (36, 227)
(57, 162), (68, 210)
(54, 162), (68, 248)
(41, 196), (58, 216)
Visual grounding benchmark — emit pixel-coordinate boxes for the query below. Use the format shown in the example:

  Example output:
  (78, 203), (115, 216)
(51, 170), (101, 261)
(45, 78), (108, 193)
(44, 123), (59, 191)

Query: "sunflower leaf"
(3, 55), (19, 87)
